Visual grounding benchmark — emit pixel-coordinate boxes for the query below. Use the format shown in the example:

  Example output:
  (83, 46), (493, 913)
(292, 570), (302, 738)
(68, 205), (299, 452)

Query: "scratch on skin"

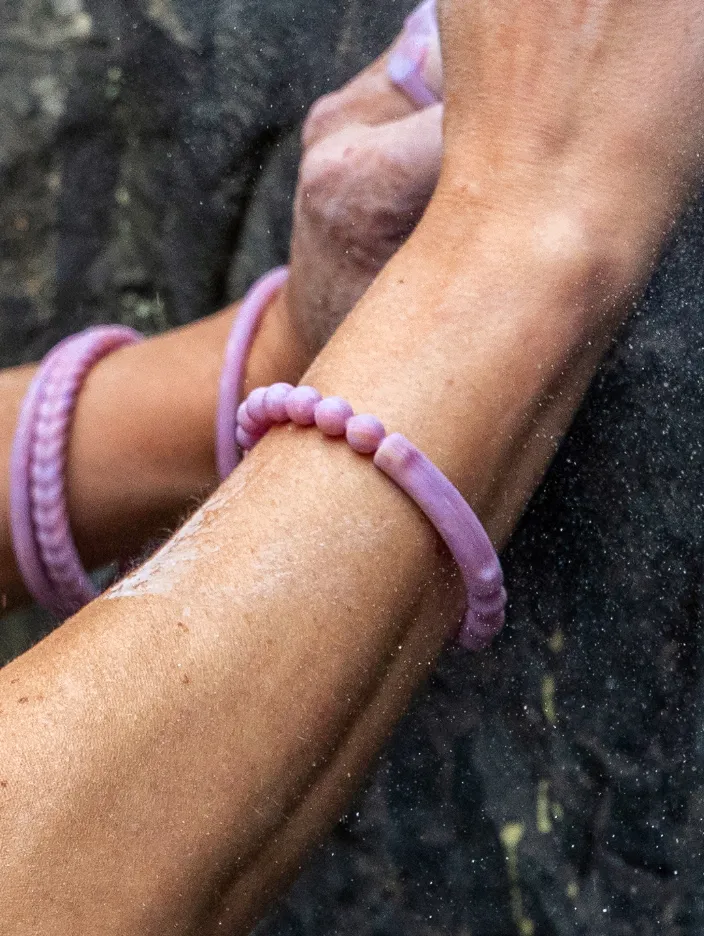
(106, 479), (245, 600)
(106, 456), (393, 604)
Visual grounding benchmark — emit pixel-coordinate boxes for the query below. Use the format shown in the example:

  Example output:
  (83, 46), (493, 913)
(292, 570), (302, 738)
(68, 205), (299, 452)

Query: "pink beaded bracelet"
(9, 326), (142, 617)
(236, 384), (506, 650)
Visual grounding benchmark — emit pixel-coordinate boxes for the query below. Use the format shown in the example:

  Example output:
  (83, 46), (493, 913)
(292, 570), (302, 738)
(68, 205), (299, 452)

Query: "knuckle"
(297, 143), (350, 233)
(296, 129), (429, 267)
(297, 147), (399, 269)
(302, 92), (345, 149)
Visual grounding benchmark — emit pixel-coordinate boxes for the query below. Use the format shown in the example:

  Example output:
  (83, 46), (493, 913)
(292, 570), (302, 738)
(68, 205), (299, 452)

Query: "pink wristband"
(10, 326), (142, 617)
(236, 386), (506, 651)
(387, 0), (442, 108)
(216, 267), (290, 480)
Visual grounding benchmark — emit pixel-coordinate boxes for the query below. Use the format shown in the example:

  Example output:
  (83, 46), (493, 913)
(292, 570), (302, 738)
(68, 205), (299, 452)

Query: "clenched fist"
(287, 1), (444, 356)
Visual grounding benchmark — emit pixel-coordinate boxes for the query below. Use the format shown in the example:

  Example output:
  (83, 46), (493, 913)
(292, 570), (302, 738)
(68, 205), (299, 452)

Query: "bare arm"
(0, 26), (441, 608)
(0, 207), (662, 934)
(2, 1), (703, 933)
(0, 293), (306, 606)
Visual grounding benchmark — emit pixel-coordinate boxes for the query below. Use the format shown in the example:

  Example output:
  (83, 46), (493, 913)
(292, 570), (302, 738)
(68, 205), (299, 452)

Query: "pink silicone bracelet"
(236, 386), (506, 650)
(10, 326), (142, 617)
(216, 267), (290, 480)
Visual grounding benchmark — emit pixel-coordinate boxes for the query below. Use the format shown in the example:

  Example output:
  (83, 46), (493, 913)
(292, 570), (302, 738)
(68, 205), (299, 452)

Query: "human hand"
(284, 4), (444, 358)
(435, 0), (704, 294)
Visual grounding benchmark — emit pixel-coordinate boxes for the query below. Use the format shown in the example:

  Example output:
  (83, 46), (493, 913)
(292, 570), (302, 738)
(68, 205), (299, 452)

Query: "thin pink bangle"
(216, 267), (290, 480)
(10, 326), (142, 617)
(236, 386), (506, 651)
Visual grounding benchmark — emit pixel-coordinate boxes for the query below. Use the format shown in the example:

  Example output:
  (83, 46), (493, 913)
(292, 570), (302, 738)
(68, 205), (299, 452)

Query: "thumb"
(388, 0), (443, 108)
(303, 1), (444, 150)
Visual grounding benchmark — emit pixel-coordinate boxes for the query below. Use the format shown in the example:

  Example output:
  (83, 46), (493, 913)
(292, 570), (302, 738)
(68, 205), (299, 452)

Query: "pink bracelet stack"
(9, 267), (506, 652)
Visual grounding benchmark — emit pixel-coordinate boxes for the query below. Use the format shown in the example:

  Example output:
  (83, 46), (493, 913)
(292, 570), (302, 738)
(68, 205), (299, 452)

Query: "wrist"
(303, 198), (647, 544)
(243, 284), (310, 395)
(67, 279), (302, 571)
(66, 316), (226, 568)
(0, 277), (301, 602)
(435, 149), (680, 308)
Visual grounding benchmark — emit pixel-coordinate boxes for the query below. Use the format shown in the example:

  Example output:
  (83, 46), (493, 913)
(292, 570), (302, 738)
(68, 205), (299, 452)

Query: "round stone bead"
(237, 401), (262, 436)
(286, 386), (322, 426)
(245, 387), (269, 425)
(236, 425), (259, 451)
(314, 397), (354, 437)
(264, 383), (294, 423)
(346, 414), (386, 454)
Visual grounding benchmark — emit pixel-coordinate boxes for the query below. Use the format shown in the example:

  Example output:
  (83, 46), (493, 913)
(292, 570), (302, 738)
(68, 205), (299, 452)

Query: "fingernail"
(404, 0), (438, 44)
(388, 0), (442, 108)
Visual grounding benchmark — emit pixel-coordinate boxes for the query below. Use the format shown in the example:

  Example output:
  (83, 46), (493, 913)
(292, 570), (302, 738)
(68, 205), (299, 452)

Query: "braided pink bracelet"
(236, 384), (506, 650)
(216, 267), (290, 479)
(10, 326), (142, 617)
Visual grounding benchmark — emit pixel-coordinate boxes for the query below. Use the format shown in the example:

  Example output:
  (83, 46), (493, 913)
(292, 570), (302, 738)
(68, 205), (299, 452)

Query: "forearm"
(0, 189), (652, 934)
(0, 288), (305, 605)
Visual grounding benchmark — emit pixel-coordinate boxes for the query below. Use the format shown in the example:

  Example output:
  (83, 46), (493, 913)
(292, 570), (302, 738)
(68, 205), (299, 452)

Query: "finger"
(387, 0), (443, 108)
(303, 61), (417, 151)
(338, 103), (445, 246)
(297, 102), (444, 281)
(290, 103), (444, 352)
(303, 3), (443, 148)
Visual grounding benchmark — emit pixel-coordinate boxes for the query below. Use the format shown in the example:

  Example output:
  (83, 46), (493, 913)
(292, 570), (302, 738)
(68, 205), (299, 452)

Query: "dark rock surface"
(0, 0), (406, 363)
(2, 2), (704, 934)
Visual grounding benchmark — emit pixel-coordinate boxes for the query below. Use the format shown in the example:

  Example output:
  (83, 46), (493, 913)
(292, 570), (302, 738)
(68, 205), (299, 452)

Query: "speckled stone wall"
(1, 2), (703, 934)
